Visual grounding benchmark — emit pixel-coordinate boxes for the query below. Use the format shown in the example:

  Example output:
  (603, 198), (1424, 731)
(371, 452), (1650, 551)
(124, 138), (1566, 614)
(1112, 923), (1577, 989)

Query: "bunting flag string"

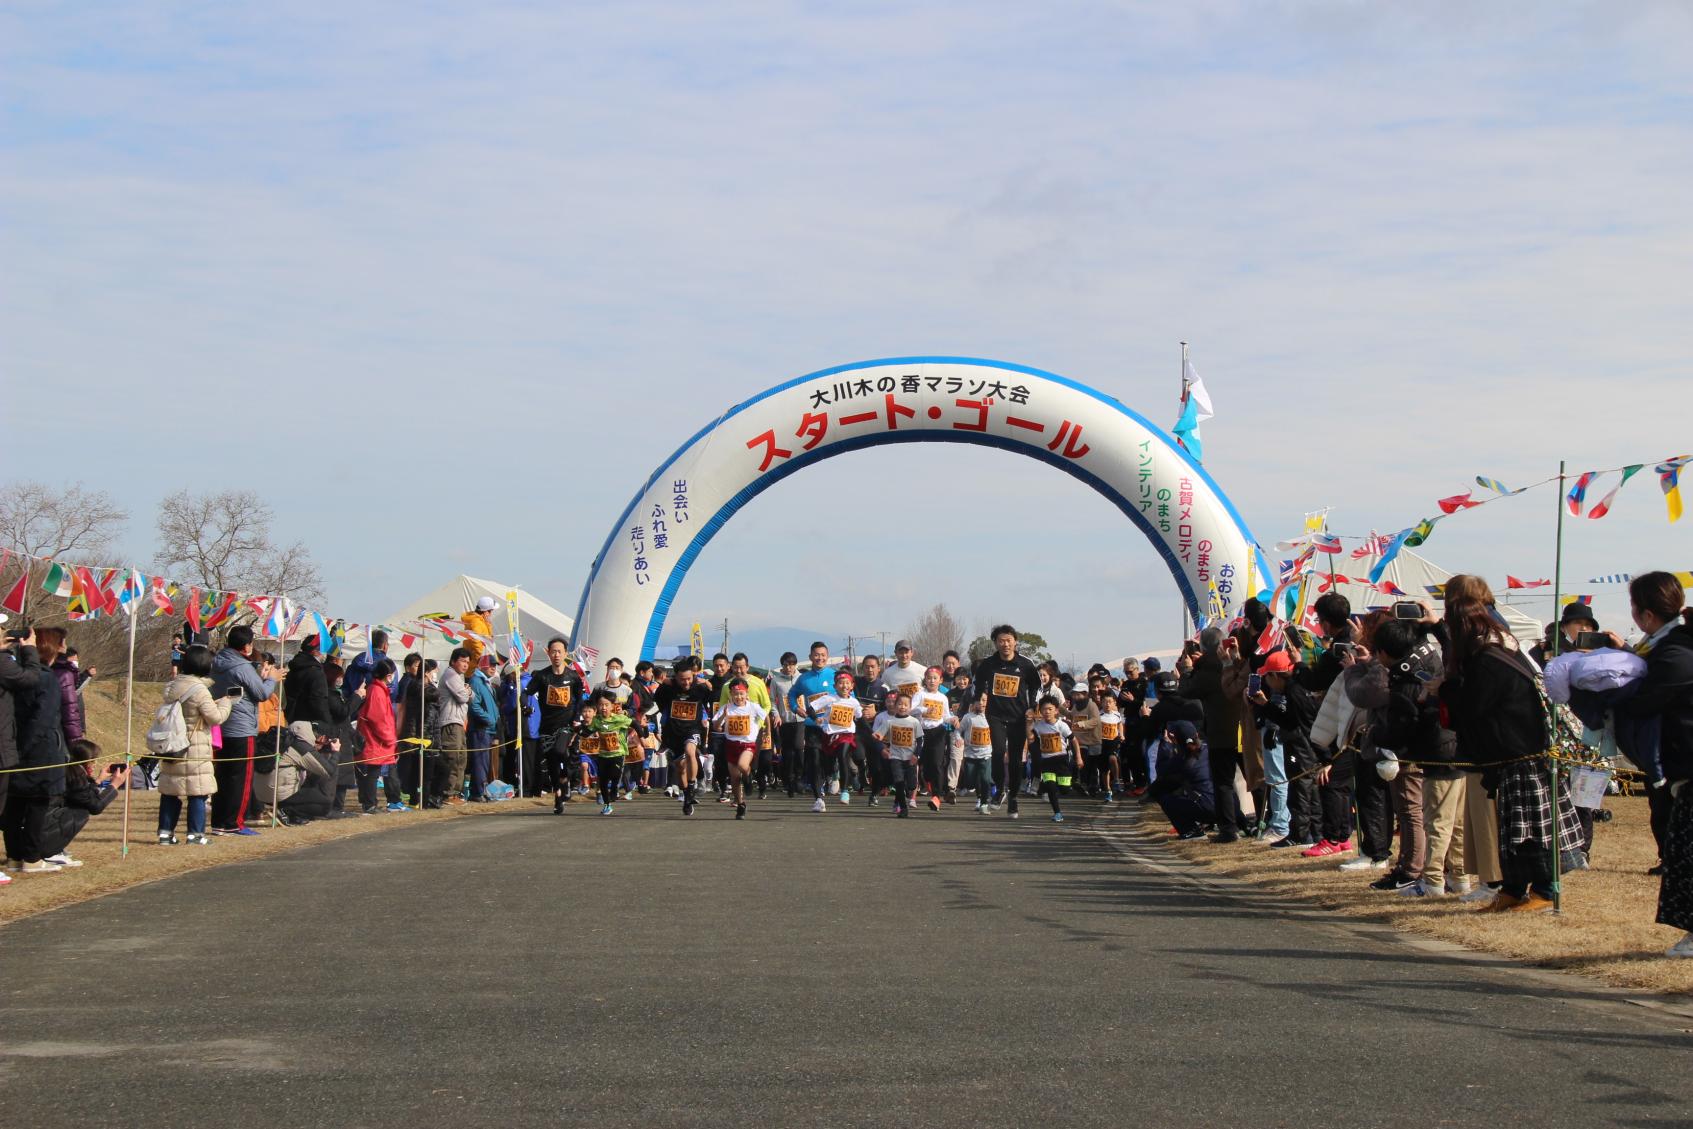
(1565, 471), (1598, 516)
(1659, 455), (1691, 523)
(1587, 464), (1643, 520)
(1475, 476), (1530, 496)
(1437, 492), (1481, 514)
(1506, 576), (1551, 590)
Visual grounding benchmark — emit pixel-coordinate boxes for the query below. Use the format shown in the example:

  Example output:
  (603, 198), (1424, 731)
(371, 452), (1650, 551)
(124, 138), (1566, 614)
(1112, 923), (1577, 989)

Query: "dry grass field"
(1154, 791), (1693, 995)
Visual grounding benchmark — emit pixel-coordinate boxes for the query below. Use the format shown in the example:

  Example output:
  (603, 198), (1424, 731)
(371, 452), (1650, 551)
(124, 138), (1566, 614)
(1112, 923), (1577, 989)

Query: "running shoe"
(1370, 871), (1416, 892)
(156, 833), (178, 847)
(233, 828), (261, 837)
(44, 852), (82, 868)
(811, 798), (826, 813)
(18, 859), (58, 873)
(1101, 792), (1113, 805)
(386, 802), (411, 812)
(1052, 812), (1064, 823)
(1666, 932), (1693, 959)
(1338, 855), (1389, 872)
(683, 797), (696, 816)
(839, 791), (851, 805)
(0, 871), (10, 886)
(718, 794), (732, 804)
(1008, 810), (1020, 820)
(895, 804), (908, 818)
(927, 794), (942, 813)
(867, 795), (878, 807)
(185, 833), (211, 846)
(974, 802), (986, 814)
(1176, 828), (1206, 840)
(600, 804), (614, 815)
(983, 804), (997, 815)
(735, 803), (746, 820)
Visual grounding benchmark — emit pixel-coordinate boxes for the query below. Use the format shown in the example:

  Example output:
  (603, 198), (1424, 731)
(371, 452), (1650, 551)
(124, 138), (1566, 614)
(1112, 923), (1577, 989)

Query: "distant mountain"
(655, 625), (858, 667)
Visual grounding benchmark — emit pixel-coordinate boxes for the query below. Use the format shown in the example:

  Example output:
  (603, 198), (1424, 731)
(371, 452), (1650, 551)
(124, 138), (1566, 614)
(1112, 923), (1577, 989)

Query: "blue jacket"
(210, 647), (277, 740)
(469, 670), (500, 729)
(1148, 741), (1214, 804)
(789, 667), (837, 729)
(343, 649), (394, 701)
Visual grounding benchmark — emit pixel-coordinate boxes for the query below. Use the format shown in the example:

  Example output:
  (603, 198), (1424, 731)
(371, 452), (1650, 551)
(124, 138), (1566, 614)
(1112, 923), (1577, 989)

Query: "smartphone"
(1393, 601), (1424, 621)
(1414, 670), (1435, 683)
(1144, 681), (1159, 702)
(225, 686), (245, 698)
(1574, 631), (1609, 651)
(1331, 642), (1355, 656)
(1247, 673), (1262, 695)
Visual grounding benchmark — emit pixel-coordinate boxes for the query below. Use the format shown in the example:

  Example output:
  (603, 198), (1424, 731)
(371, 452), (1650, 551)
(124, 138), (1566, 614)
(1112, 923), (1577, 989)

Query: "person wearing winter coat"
(253, 722), (338, 823)
(1251, 649), (1322, 848)
(467, 656), (501, 801)
(1, 632), (86, 872)
(1148, 720), (1216, 838)
(283, 636), (334, 731)
(157, 644), (239, 846)
(356, 660), (407, 813)
(33, 628), (85, 746)
(1180, 628), (1247, 842)
(0, 630), (44, 855)
(209, 626), (280, 835)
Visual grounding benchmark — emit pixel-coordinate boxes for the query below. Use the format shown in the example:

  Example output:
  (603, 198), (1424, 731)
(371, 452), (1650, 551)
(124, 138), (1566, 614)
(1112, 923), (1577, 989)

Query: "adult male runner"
(970, 624), (1040, 818)
(654, 658), (716, 816)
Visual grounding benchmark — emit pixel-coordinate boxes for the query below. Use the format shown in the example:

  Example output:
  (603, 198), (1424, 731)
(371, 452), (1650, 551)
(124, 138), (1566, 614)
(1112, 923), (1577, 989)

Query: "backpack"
(146, 690), (190, 756)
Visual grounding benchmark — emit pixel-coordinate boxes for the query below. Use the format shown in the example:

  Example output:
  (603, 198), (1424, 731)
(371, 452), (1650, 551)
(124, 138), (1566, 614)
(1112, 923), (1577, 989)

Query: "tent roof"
(382, 575), (575, 663)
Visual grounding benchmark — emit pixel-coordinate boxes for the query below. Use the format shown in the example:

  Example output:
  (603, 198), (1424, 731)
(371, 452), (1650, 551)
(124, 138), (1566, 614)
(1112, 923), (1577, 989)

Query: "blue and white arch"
(570, 357), (1270, 666)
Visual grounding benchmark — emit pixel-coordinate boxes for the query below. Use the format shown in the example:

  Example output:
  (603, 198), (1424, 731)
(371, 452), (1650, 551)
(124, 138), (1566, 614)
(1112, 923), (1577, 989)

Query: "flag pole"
(120, 587), (138, 859)
(1180, 341), (1191, 640)
(272, 591), (286, 831)
(1549, 460), (1567, 915)
(507, 587), (523, 799)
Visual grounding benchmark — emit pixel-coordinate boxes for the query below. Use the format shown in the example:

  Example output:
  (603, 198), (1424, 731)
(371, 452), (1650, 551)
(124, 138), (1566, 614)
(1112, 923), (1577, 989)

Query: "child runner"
(713, 678), (770, 820)
(1031, 698), (1081, 823)
(909, 667), (954, 813)
(552, 701), (597, 814)
(655, 658), (716, 816)
(804, 669), (862, 813)
(872, 692), (923, 817)
(1096, 692), (1125, 805)
(585, 690), (633, 815)
(958, 691), (996, 814)
(855, 656), (888, 806)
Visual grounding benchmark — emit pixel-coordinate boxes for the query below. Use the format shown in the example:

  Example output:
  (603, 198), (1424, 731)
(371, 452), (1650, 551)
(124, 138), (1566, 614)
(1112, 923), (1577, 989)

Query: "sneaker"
(895, 804), (908, 818)
(829, 780), (840, 795)
(927, 794), (942, 813)
(1666, 932), (1693, 959)
(185, 833), (211, 846)
(600, 804), (614, 815)
(43, 852), (83, 868)
(1460, 884), (1502, 905)
(233, 828), (261, 837)
(1399, 880), (1433, 897)
(735, 803), (746, 820)
(1009, 811), (1020, 820)
(1370, 871), (1416, 892)
(1338, 856), (1389, 872)
(386, 802), (411, 812)
(1210, 833), (1239, 844)
(1101, 792), (1113, 805)
(0, 871), (10, 886)
(811, 799), (826, 813)
(1266, 837), (1298, 850)
(1506, 893), (1555, 913)
(682, 797), (695, 816)
(1052, 812), (1064, 823)
(975, 801), (985, 814)
(839, 791), (851, 805)
(156, 833), (178, 847)
(867, 795), (879, 807)
(362, 806), (383, 815)
(756, 785), (767, 800)
(717, 794), (732, 804)
(1444, 875), (1473, 896)
(19, 859), (58, 874)
(1177, 828), (1207, 840)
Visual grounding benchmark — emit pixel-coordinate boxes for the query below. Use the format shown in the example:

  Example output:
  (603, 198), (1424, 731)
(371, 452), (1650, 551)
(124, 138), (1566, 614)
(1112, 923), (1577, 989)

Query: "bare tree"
(155, 489), (325, 601)
(0, 480), (127, 560)
(904, 602), (965, 666)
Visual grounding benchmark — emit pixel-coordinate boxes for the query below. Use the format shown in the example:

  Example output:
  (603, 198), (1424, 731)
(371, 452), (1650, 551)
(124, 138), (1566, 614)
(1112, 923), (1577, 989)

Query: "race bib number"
(1039, 732), (1064, 755)
(922, 698), (944, 722)
(992, 673), (1020, 698)
(725, 714), (753, 738)
(580, 733), (602, 754)
(545, 684), (572, 708)
(898, 683), (920, 699)
(828, 704), (857, 729)
(969, 726), (992, 748)
(669, 700), (698, 722)
(890, 726), (916, 750)
(1101, 722), (1122, 741)
(759, 729), (772, 750)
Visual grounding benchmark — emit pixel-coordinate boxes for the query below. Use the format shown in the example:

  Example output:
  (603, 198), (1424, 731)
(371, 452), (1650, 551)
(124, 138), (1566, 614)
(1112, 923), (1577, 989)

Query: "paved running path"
(3, 794), (1692, 1128)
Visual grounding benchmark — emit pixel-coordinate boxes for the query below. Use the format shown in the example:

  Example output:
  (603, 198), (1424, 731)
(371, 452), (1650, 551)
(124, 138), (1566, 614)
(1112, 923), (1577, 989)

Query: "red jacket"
(357, 679), (398, 766)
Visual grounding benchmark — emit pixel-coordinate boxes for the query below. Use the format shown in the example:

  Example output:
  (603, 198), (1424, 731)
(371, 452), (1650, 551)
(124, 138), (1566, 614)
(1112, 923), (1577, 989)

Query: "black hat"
(1559, 602), (1598, 628)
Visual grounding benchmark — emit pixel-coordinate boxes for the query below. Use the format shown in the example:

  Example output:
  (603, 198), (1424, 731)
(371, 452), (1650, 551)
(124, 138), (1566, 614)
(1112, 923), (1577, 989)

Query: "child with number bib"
(908, 668), (954, 812)
(713, 678), (770, 820)
(1096, 692), (1125, 805)
(872, 693), (923, 817)
(1031, 699), (1081, 823)
(805, 670), (862, 811)
(585, 690), (632, 815)
(958, 691), (996, 814)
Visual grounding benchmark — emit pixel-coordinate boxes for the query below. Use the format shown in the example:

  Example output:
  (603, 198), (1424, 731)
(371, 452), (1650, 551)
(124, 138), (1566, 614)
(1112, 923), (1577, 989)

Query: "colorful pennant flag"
(1170, 356), (1214, 463)
(186, 587), (203, 633)
(1658, 456), (1692, 523)
(1311, 532), (1343, 554)
(1, 570), (28, 614)
(1559, 594), (1595, 609)
(1565, 471), (1598, 516)
(1437, 493), (1481, 514)
(40, 561), (72, 597)
(1475, 476), (1528, 496)
(1367, 526), (1411, 585)
(285, 603), (310, 639)
(1351, 531), (1390, 560)
(1256, 618), (1285, 655)
(1506, 576), (1550, 590)
(1586, 464), (1643, 520)
(1587, 573), (1631, 585)
(1403, 516), (1439, 548)
(1425, 584), (1447, 599)
(311, 612), (330, 646)
(399, 632), (418, 649)
(202, 592), (237, 630)
(264, 597), (288, 638)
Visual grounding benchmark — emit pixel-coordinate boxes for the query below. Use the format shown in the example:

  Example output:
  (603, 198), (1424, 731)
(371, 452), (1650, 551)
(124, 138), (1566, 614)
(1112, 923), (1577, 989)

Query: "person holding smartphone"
(156, 644), (242, 846)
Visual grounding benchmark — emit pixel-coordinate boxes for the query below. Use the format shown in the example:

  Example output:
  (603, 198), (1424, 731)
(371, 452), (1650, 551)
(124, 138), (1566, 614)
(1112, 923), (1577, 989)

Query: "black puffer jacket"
(1258, 679), (1319, 771)
(1617, 622), (1693, 782)
(284, 650), (333, 725)
(11, 650), (67, 798)
(0, 646), (41, 771)
(1440, 644), (1543, 769)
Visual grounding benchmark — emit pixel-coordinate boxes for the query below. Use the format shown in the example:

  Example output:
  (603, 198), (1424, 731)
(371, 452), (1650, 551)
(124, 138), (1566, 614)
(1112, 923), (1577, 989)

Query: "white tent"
(382, 575), (576, 664)
(1343, 547), (1544, 643)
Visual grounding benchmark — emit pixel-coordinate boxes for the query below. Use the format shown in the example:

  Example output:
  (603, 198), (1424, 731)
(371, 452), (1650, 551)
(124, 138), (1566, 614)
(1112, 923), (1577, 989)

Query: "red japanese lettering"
(883, 393), (915, 430)
(746, 429), (793, 471)
(796, 412), (828, 451)
(1045, 420), (1090, 459)
(950, 397), (989, 432)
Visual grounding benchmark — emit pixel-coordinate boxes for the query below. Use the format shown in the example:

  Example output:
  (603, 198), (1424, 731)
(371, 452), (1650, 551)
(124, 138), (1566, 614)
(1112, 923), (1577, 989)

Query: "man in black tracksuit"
(971, 626), (1040, 817)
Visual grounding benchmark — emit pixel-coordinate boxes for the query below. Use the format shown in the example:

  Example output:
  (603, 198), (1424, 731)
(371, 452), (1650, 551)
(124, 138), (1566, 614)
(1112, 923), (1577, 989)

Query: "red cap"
(1258, 650), (1296, 675)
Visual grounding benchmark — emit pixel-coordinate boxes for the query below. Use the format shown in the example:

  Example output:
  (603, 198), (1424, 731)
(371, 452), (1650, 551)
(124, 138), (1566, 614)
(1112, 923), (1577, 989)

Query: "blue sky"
(3, 2), (1690, 662)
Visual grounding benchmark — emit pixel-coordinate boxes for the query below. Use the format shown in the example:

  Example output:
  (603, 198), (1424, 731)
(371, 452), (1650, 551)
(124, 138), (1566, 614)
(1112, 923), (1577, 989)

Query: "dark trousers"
(1650, 785), (1675, 862)
(988, 716), (1029, 812)
(396, 749), (423, 804)
(282, 771), (336, 819)
(1160, 793), (1215, 835)
(595, 756), (623, 806)
(2, 795), (87, 861)
(921, 728), (949, 796)
(888, 758), (917, 810)
(467, 725), (492, 799)
(1208, 746), (1243, 838)
(1353, 752), (1394, 860)
(857, 723), (885, 791)
(1500, 838), (1554, 900)
(356, 763), (403, 810)
(1288, 762), (1321, 843)
(1319, 754), (1355, 843)
(781, 722), (805, 793)
(211, 735), (256, 831)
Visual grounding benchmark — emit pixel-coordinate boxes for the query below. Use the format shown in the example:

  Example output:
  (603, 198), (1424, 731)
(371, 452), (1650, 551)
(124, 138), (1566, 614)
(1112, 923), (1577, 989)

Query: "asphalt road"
(3, 792), (1692, 1128)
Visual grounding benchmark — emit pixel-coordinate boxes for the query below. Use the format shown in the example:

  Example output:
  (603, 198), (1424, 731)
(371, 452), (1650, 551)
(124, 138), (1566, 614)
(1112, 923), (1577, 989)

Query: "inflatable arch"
(570, 357), (1270, 666)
